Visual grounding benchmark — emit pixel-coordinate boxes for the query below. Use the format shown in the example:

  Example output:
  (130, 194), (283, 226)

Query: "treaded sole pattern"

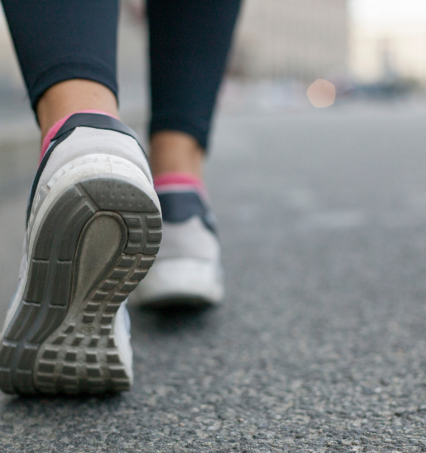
(0, 176), (161, 395)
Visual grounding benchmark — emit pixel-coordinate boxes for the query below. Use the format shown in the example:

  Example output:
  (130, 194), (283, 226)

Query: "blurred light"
(307, 79), (336, 108)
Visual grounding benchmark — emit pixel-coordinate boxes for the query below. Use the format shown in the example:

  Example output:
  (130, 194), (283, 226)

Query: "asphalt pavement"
(1, 104), (426, 452)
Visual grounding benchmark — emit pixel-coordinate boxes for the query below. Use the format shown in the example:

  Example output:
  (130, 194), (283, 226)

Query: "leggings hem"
(30, 60), (118, 112)
(150, 116), (210, 151)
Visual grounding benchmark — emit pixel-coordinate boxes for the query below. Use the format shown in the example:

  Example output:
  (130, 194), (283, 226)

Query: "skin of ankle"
(150, 131), (204, 179)
(37, 79), (119, 142)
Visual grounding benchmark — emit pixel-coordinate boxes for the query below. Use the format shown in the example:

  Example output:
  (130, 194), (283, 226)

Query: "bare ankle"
(149, 131), (204, 179)
(37, 79), (119, 142)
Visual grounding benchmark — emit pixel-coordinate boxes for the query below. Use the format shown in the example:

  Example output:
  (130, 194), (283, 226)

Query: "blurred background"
(2, 0), (426, 136)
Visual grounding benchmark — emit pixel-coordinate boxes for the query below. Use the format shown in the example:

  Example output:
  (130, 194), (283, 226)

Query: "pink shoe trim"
(40, 109), (118, 164)
(153, 172), (208, 200)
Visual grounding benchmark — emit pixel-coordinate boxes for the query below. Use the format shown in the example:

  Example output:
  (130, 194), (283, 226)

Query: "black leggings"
(1, 0), (241, 149)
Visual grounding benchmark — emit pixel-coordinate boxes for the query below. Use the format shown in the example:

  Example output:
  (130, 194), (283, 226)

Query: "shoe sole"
(0, 175), (161, 395)
(131, 258), (223, 308)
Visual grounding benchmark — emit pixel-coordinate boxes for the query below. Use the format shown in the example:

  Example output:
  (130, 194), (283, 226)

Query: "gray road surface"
(1, 105), (426, 452)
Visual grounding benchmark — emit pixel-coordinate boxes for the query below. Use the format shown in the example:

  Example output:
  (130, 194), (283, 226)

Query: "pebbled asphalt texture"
(1, 105), (426, 452)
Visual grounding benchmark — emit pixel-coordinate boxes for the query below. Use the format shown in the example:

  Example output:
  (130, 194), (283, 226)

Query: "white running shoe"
(130, 185), (223, 308)
(0, 113), (162, 395)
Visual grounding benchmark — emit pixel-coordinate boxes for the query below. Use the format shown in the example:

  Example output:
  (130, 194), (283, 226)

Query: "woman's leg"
(147, 0), (242, 177)
(0, 1), (162, 395)
(133, 0), (241, 307)
(37, 80), (118, 140)
(2, 0), (119, 139)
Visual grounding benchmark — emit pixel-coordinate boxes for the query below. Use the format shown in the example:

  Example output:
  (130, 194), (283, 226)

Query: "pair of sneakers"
(0, 113), (223, 395)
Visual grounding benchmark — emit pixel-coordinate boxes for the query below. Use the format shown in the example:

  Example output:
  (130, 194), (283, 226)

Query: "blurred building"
(230, 0), (349, 81)
(350, 22), (426, 85)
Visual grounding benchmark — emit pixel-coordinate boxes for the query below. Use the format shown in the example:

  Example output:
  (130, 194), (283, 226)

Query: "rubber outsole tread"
(0, 175), (161, 395)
